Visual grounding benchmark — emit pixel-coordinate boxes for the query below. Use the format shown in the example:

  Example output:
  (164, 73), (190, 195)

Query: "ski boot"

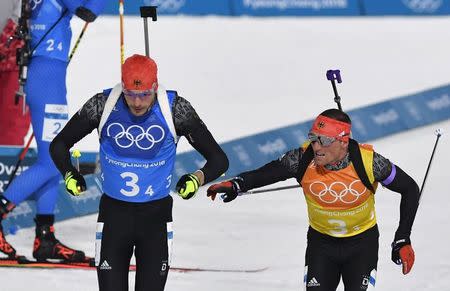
(0, 196), (17, 258)
(0, 224), (17, 258)
(32, 215), (85, 262)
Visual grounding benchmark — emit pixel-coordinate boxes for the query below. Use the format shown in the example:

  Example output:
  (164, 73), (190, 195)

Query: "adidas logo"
(307, 277), (320, 287)
(100, 260), (112, 270)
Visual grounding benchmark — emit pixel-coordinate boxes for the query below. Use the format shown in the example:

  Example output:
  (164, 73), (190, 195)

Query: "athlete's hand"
(64, 170), (87, 196)
(176, 174), (200, 200)
(207, 180), (241, 202)
(391, 238), (415, 275)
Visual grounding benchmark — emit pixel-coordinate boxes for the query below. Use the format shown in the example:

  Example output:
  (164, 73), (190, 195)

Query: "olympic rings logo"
(309, 180), (367, 204)
(30, 0), (43, 10)
(106, 123), (165, 150)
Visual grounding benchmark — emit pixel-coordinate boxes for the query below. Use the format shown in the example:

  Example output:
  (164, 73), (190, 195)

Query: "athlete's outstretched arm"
(206, 148), (301, 202)
(173, 96), (228, 185)
(50, 93), (105, 176)
(236, 148), (301, 192)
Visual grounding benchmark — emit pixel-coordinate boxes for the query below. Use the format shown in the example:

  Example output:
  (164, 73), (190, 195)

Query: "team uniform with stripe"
(299, 143), (379, 290)
(50, 87), (228, 291)
(233, 141), (418, 291)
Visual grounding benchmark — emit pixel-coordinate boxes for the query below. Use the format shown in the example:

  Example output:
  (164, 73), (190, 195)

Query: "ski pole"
(72, 149), (81, 172)
(419, 129), (443, 203)
(238, 184), (299, 196)
(140, 6), (157, 57)
(68, 22), (89, 63)
(326, 69), (343, 111)
(119, 0), (125, 66)
(4, 133), (34, 191)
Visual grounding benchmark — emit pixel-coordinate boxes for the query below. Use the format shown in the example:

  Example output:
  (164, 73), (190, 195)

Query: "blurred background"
(1, 0), (450, 290)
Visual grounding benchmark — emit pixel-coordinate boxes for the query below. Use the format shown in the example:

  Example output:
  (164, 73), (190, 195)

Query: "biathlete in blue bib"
(49, 54), (229, 291)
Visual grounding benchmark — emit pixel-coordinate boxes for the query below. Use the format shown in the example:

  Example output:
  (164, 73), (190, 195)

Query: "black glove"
(207, 179), (241, 203)
(64, 170), (87, 196)
(391, 237), (415, 275)
(176, 174), (200, 200)
(75, 7), (97, 23)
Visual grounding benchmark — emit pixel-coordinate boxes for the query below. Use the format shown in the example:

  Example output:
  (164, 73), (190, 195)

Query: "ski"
(0, 256), (98, 270)
(0, 257), (267, 273)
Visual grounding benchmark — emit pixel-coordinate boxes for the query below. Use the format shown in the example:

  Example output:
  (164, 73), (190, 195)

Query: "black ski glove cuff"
(391, 237), (411, 264)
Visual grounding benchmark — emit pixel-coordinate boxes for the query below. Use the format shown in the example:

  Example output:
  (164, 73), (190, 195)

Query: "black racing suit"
(50, 92), (228, 291)
(234, 148), (419, 291)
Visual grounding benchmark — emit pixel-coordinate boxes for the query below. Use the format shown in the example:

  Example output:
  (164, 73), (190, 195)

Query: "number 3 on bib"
(328, 219), (347, 236)
(119, 172), (154, 197)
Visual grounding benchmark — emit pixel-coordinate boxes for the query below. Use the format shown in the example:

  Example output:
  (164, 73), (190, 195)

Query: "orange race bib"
(300, 144), (378, 237)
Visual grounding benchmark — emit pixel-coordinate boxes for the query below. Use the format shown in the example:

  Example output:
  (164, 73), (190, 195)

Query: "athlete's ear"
(339, 140), (349, 148)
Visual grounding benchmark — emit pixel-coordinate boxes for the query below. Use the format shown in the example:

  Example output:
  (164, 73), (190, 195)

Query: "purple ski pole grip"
(326, 70), (342, 83)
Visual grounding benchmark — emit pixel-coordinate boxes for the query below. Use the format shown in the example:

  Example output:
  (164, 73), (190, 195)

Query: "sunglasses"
(123, 89), (155, 99)
(308, 133), (337, 147)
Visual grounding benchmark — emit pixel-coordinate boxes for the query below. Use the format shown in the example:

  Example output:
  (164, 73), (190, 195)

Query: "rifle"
(14, 0), (32, 113)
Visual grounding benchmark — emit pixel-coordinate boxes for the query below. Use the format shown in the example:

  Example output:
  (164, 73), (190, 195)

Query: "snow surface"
(4, 15), (450, 291)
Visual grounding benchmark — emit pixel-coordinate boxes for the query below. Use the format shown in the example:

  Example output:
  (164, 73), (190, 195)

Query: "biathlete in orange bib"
(207, 108), (420, 291)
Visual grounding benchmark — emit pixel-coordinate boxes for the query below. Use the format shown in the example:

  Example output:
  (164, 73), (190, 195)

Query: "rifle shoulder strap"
(296, 145), (314, 184)
(98, 83), (122, 136)
(157, 85), (178, 144)
(348, 139), (375, 193)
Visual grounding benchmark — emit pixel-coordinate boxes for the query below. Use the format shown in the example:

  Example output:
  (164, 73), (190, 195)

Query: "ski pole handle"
(326, 69), (343, 111)
(326, 70), (342, 83)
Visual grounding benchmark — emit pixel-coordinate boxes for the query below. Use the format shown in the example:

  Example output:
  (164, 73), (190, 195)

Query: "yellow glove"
(175, 174), (200, 200)
(64, 170), (87, 196)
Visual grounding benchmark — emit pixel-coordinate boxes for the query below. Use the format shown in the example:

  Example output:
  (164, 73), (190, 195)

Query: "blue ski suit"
(4, 0), (106, 214)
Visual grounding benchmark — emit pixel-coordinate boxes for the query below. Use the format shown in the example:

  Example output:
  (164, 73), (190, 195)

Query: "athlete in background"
(207, 109), (420, 291)
(0, 0), (106, 262)
(50, 54), (229, 290)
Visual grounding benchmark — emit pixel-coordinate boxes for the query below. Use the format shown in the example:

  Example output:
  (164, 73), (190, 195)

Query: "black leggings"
(96, 194), (173, 291)
(304, 226), (379, 291)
